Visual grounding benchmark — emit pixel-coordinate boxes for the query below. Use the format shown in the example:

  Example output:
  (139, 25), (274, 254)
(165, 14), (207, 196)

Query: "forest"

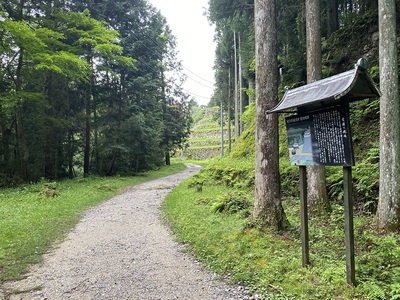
(0, 0), (192, 183)
(2, 0), (400, 298)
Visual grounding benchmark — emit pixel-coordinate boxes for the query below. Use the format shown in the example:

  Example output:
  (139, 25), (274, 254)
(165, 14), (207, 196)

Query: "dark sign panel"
(286, 105), (354, 166)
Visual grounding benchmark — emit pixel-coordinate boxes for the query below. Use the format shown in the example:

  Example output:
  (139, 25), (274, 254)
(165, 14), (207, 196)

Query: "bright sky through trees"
(148, 0), (216, 105)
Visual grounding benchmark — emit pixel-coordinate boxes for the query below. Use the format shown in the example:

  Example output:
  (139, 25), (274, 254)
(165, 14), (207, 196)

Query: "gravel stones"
(3, 165), (252, 300)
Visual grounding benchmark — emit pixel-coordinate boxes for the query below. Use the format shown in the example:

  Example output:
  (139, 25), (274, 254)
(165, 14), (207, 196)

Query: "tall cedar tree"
(305, 0), (330, 214)
(253, 0), (289, 230)
(376, 0), (400, 230)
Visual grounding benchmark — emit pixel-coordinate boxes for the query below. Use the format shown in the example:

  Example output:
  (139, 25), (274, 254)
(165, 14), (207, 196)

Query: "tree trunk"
(253, 0), (289, 230)
(370, 0), (378, 12)
(1, 121), (11, 176)
(15, 49), (29, 181)
(234, 31), (239, 138)
(16, 107), (29, 181)
(327, 0), (339, 38)
(83, 91), (91, 177)
(306, 0), (330, 215)
(44, 75), (56, 179)
(84, 58), (94, 177)
(165, 151), (171, 166)
(238, 34), (244, 135)
(228, 67), (232, 153)
(376, 0), (400, 230)
(93, 90), (99, 173)
(107, 152), (117, 175)
(68, 129), (75, 179)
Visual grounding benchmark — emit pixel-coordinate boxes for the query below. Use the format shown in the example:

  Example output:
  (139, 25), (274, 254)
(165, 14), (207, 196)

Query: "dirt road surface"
(3, 165), (253, 300)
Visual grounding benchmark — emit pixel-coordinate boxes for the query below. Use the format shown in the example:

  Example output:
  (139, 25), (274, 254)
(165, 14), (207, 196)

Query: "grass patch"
(162, 166), (400, 299)
(0, 162), (186, 283)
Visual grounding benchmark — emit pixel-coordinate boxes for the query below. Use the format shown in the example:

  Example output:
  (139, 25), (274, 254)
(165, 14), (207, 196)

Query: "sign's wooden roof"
(268, 59), (381, 113)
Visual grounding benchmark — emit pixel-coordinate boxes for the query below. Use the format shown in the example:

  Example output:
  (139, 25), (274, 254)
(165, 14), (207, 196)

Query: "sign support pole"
(299, 165), (310, 266)
(343, 166), (356, 286)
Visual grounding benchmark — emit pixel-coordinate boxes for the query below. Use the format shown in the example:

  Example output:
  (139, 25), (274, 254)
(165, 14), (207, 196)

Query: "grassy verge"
(162, 163), (400, 299)
(0, 163), (186, 282)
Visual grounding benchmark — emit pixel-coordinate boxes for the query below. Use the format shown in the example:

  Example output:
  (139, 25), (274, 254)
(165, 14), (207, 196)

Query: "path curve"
(4, 164), (249, 300)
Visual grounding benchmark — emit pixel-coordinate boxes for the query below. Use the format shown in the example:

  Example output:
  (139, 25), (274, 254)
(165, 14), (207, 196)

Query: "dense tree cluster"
(208, 0), (385, 115)
(0, 0), (192, 184)
(207, 0), (400, 231)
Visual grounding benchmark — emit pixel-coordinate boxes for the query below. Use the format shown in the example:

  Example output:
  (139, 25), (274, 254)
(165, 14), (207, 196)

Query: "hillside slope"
(183, 106), (234, 160)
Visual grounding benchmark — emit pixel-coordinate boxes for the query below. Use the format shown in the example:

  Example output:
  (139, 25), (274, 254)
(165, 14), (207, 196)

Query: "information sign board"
(286, 105), (354, 166)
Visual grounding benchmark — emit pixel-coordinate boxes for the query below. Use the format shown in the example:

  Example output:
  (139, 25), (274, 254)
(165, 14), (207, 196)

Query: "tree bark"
(15, 49), (29, 181)
(0, 121), (11, 176)
(44, 75), (56, 179)
(306, 0), (330, 215)
(68, 129), (75, 179)
(228, 67), (232, 153)
(238, 34), (244, 135)
(376, 0), (400, 230)
(165, 151), (171, 166)
(16, 107), (29, 181)
(107, 152), (117, 175)
(327, 0), (339, 38)
(83, 90), (91, 177)
(253, 0), (289, 230)
(234, 31), (239, 138)
(84, 57), (94, 177)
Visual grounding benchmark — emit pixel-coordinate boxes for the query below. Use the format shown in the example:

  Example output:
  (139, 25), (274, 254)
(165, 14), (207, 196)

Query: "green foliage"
(279, 157), (299, 197)
(358, 282), (386, 300)
(209, 191), (252, 217)
(390, 283), (400, 300)
(353, 144), (380, 211)
(1, 19), (46, 52)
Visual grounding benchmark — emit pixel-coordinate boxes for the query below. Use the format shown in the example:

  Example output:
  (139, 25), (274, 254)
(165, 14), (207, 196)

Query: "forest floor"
(2, 164), (251, 300)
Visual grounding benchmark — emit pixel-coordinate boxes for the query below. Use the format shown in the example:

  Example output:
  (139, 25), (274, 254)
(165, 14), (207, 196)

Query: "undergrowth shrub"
(358, 281), (387, 300)
(210, 191), (252, 217)
(353, 143), (379, 212)
(326, 168), (344, 200)
(325, 143), (379, 214)
(279, 158), (299, 197)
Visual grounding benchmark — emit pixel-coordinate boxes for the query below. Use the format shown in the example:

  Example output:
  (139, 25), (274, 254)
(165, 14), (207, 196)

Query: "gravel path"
(3, 164), (251, 300)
